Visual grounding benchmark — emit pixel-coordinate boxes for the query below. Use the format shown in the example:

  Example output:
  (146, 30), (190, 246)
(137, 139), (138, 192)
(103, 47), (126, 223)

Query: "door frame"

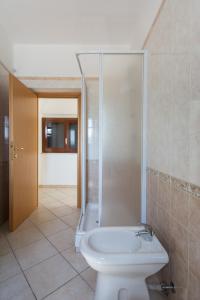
(37, 92), (82, 209)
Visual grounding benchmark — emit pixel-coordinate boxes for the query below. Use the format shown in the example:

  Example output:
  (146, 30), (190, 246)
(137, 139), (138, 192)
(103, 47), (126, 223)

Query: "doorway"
(8, 78), (82, 231)
(37, 93), (81, 211)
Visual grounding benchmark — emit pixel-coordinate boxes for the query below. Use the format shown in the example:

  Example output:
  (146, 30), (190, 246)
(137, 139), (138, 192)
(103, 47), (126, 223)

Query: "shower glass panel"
(78, 54), (99, 230)
(101, 54), (143, 226)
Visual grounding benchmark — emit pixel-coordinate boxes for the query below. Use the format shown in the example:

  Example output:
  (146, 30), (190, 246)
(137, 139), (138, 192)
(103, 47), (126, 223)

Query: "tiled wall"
(145, 0), (200, 299)
(86, 79), (99, 204)
(146, 0), (200, 186)
(147, 169), (200, 299)
(87, 159), (98, 204)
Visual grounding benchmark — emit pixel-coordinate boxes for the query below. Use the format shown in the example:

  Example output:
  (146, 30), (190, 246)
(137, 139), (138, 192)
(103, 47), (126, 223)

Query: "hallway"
(0, 188), (96, 300)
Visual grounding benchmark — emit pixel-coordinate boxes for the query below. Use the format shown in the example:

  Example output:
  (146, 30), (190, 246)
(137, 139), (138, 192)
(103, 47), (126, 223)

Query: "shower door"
(101, 54), (143, 226)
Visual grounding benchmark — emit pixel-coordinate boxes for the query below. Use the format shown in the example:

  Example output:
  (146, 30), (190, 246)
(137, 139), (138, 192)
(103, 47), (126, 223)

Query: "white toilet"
(80, 226), (169, 300)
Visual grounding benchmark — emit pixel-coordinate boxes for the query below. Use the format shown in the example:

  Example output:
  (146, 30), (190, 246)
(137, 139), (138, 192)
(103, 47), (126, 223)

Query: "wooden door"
(9, 75), (38, 231)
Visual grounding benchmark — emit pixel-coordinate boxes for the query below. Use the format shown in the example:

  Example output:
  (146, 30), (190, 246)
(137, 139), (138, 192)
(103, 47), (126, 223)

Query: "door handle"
(16, 147), (24, 151)
(10, 143), (24, 160)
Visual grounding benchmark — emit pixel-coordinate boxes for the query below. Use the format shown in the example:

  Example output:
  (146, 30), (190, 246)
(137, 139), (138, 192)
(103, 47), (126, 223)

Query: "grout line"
(6, 236), (45, 255)
(27, 201), (81, 274)
(1, 189), (92, 300)
(31, 209), (77, 233)
(32, 193), (95, 292)
(22, 253), (58, 272)
(4, 234), (37, 299)
(28, 215), (94, 298)
(36, 203), (79, 230)
(79, 269), (96, 291)
(0, 251), (24, 285)
(41, 188), (77, 204)
(21, 220), (80, 298)
(41, 273), (80, 300)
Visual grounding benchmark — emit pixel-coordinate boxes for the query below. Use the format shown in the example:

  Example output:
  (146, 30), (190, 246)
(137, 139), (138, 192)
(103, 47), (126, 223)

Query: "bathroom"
(0, 0), (199, 299)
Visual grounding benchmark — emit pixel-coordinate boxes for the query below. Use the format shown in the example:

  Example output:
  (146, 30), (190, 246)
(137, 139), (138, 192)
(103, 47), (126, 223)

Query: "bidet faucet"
(136, 223), (154, 238)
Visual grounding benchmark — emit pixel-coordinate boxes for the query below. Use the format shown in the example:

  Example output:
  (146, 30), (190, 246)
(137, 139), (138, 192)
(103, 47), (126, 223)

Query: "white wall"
(0, 25), (13, 71)
(13, 44), (130, 77)
(38, 98), (78, 186)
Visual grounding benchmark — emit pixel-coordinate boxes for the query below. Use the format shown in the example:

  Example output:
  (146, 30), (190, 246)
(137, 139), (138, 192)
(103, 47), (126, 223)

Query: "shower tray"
(75, 203), (99, 250)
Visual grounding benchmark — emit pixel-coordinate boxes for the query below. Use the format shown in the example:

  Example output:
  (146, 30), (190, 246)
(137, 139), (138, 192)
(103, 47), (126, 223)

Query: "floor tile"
(61, 247), (88, 273)
(45, 276), (94, 300)
(6, 227), (44, 250)
(14, 219), (34, 232)
(61, 198), (77, 208)
(81, 268), (97, 291)
(40, 199), (64, 209)
(49, 205), (75, 217)
(1, 220), (34, 235)
(48, 228), (75, 252)
(45, 189), (67, 201)
(0, 221), (10, 235)
(0, 273), (35, 300)
(25, 254), (77, 300)
(0, 252), (21, 282)
(38, 194), (53, 202)
(29, 209), (56, 225)
(38, 202), (45, 208)
(0, 233), (11, 256)
(60, 212), (80, 228)
(15, 238), (58, 270)
(37, 219), (68, 237)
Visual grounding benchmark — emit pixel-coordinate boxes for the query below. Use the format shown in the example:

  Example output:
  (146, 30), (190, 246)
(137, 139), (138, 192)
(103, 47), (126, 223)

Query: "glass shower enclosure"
(75, 51), (147, 248)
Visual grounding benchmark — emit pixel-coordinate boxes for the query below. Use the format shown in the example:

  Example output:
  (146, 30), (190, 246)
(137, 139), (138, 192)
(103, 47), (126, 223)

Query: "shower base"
(75, 203), (99, 250)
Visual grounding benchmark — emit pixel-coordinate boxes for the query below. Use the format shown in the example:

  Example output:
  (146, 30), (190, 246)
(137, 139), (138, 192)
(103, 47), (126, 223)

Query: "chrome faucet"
(136, 223), (154, 239)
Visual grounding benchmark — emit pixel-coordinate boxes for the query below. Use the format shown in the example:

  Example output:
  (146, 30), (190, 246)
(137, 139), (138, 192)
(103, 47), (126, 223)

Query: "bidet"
(80, 226), (169, 300)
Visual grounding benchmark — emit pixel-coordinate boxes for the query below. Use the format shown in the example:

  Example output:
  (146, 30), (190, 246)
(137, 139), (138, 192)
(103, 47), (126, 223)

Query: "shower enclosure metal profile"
(75, 51), (148, 248)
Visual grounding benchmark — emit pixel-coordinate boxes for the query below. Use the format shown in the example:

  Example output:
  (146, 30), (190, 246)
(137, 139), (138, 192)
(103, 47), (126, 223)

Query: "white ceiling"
(0, 0), (162, 47)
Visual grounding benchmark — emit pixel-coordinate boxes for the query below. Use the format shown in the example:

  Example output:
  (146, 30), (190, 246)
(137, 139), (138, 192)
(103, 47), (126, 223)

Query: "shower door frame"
(76, 50), (148, 225)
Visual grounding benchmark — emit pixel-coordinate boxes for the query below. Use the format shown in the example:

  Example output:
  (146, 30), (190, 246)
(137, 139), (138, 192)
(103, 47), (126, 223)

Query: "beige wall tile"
(188, 195), (200, 239)
(157, 207), (170, 243)
(170, 253), (188, 288)
(158, 175), (171, 211)
(188, 270), (200, 300)
(146, 0), (200, 294)
(146, 170), (200, 298)
(169, 217), (188, 264)
(189, 234), (200, 279)
(189, 134), (200, 186)
(170, 181), (189, 227)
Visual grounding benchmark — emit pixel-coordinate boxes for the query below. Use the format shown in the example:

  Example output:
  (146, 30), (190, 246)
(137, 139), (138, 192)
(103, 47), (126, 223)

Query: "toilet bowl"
(80, 226), (169, 300)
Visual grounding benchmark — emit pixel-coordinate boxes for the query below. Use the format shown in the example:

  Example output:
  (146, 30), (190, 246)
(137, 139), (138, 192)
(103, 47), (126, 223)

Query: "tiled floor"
(0, 187), (96, 300)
